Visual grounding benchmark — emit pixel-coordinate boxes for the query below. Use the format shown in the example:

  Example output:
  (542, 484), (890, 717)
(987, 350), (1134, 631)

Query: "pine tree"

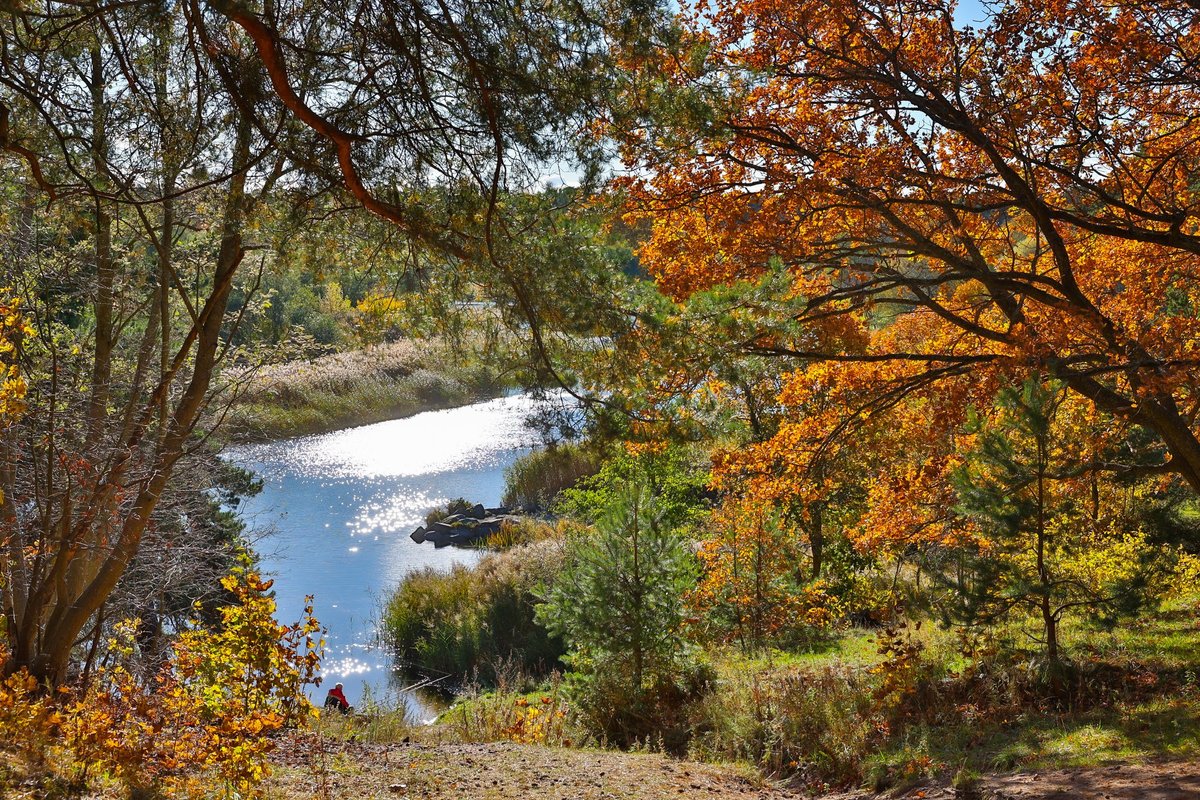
(538, 483), (695, 689)
(536, 483), (698, 742)
(946, 379), (1162, 671)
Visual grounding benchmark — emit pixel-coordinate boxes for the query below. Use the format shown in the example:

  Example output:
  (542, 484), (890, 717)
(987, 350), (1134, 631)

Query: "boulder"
(447, 530), (479, 546)
(473, 518), (503, 538)
(469, 503), (487, 519)
(425, 524), (455, 547)
(409, 526), (427, 544)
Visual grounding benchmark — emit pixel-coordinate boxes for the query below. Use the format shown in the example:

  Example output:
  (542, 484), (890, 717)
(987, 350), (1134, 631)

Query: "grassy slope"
(223, 340), (508, 442)
(699, 596), (1200, 784)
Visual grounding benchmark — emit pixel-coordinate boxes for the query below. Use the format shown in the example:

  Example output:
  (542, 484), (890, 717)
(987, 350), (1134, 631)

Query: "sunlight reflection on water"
(227, 394), (554, 720)
(234, 395), (545, 481)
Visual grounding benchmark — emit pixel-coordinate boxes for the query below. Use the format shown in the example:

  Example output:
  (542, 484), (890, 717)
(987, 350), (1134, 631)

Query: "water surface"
(228, 394), (547, 719)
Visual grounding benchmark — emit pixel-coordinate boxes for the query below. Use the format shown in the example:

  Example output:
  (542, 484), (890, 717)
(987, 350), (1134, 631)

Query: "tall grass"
(224, 340), (504, 441)
(687, 662), (883, 787)
(438, 675), (584, 747)
(501, 442), (602, 512)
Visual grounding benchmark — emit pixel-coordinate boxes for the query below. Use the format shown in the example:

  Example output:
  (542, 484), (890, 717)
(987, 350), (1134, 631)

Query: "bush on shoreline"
(501, 442), (603, 512)
(381, 539), (568, 684)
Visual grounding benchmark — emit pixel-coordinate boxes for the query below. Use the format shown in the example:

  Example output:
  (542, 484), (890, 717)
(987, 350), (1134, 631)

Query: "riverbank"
(223, 340), (514, 442)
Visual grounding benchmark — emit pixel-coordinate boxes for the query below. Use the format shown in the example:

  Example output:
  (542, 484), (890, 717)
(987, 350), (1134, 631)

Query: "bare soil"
(266, 737), (794, 800)
(967, 761), (1200, 800)
(265, 737), (1200, 800)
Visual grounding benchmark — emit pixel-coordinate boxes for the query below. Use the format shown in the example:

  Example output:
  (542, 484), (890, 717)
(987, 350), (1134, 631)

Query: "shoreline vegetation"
(221, 340), (515, 443)
(372, 446), (1200, 795)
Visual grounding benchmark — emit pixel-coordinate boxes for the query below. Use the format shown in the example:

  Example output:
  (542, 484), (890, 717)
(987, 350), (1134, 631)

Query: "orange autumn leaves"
(615, 0), (1200, 554)
(689, 502), (839, 647)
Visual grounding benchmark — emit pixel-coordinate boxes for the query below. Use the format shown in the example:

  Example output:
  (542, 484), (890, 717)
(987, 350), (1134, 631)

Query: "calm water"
(227, 394), (549, 720)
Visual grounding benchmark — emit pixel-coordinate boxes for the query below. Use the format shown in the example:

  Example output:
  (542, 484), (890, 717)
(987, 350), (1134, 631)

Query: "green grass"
(861, 598), (1200, 786)
(683, 596), (1200, 789)
(345, 575), (1200, 792)
(873, 690), (1200, 778)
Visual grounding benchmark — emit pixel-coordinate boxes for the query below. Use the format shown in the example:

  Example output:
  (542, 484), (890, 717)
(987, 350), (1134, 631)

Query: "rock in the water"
(425, 524), (454, 547)
(410, 502), (525, 546)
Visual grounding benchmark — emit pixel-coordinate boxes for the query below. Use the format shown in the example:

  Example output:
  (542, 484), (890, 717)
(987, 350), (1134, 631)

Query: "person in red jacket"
(324, 683), (351, 714)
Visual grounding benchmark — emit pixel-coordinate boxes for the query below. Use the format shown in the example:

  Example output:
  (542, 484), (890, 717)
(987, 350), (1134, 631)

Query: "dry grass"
(223, 340), (504, 441)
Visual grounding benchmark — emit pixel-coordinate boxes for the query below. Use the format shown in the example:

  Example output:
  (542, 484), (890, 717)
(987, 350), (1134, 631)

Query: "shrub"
(0, 570), (321, 800)
(424, 497), (475, 527)
(382, 540), (567, 683)
(440, 677), (583, 747)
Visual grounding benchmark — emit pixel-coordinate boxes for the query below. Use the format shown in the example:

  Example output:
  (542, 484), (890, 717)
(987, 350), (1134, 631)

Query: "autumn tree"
(618, 0), (1200, 523)
(689, 501), (840, 652)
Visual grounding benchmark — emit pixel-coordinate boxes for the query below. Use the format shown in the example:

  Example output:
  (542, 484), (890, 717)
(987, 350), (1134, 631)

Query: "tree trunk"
(85, 47), (114, 453)
(810, 504), (824, 579)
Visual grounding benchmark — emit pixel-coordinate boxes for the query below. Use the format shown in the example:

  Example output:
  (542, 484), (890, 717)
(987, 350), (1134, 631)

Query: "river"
(226, 394), (551, 720)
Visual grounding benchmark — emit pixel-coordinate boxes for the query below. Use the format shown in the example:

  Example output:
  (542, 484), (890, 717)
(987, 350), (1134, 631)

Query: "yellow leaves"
(1168, 552), (1200, 602)
(499, 695), (572, 744)
(0, 290), (31, 445)
(0, 571), (322, 799)
(1057, 528), (1161, 596)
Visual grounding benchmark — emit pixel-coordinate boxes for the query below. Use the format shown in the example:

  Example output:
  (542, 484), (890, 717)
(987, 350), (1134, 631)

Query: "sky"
(954, 0), (991, 27)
